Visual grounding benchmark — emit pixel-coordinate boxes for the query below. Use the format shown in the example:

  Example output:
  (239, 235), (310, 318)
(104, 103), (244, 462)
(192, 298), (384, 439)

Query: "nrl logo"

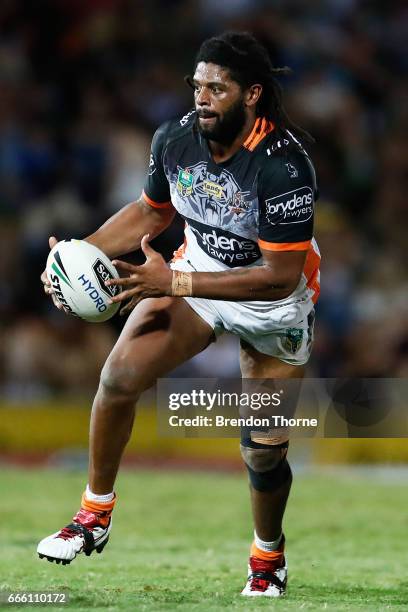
(176, 168), (193, 196)
(285, 162), (298, 178)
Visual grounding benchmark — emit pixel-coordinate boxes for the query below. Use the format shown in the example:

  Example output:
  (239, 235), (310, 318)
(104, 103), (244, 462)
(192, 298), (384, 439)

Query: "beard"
(196, 97), (247, 145)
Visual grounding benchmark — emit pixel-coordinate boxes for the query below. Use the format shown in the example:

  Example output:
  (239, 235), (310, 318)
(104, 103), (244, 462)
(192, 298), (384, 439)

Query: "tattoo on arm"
(205, 266), (284, 288)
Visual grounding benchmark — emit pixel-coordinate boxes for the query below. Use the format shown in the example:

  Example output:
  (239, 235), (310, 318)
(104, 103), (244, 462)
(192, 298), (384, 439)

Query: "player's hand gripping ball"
(46, 240), (121, 322)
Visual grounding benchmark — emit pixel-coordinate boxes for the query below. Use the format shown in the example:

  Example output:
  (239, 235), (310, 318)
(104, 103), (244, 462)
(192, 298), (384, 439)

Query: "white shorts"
(170, 259), (315, 366)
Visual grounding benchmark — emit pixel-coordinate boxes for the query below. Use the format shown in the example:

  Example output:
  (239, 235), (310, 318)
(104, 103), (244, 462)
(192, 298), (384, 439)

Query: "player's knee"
(240, 442), (292, 492)
(99, 358), (142, 402)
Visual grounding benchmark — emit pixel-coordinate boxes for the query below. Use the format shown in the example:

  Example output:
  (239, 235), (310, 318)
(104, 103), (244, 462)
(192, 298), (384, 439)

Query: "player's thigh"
(239, 341), (304, 445)
(102, 296), (214, 393)
(239, 340), (305, 379)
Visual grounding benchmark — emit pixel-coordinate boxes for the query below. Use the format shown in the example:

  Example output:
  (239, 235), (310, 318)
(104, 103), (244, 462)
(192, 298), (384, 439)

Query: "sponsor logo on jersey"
(265, 186), (313, 225)
(203, 180), (224, 199)
(92, 259), (119, 298)
(284, 328), (303, 353)
(177, 169), (194, 196)
(285, 162), (298, 178)
(188, 219), (260, 267)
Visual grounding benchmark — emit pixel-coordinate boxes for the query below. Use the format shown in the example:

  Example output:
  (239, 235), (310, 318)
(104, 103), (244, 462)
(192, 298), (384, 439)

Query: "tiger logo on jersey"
(171, 162), (257, 234)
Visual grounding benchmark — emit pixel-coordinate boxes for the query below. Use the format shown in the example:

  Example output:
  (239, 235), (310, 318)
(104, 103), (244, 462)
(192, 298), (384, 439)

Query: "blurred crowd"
(0, 0), (407, 400)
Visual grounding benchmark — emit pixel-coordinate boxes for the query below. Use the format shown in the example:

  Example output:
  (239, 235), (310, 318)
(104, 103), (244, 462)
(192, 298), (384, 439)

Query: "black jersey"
(143, 110), (320, 302)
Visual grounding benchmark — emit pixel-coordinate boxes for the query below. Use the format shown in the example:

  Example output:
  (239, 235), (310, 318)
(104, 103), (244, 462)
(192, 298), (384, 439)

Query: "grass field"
(1, 466), (407, 611)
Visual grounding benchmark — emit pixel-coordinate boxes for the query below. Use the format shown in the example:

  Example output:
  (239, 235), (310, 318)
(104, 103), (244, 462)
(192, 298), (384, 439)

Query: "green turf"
(0, 467), (407, 611)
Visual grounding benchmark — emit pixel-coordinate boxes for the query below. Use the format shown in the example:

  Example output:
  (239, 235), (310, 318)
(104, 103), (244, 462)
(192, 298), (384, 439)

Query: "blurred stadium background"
(0, 0), (407, 469)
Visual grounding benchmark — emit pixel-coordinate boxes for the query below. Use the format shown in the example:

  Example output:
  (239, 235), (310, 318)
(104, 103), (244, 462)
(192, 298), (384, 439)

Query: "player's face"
(193, 62), (247, 144)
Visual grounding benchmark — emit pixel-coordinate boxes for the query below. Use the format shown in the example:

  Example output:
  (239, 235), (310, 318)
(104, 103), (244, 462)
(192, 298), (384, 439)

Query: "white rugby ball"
(46, 239), (121, 322)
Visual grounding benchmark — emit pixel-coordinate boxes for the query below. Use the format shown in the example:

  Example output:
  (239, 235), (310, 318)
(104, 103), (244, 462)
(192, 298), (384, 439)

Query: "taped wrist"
(171, 271), (193, 296)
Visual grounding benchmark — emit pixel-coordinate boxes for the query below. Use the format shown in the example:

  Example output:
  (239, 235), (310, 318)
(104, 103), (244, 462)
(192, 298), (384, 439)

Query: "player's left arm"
(106, 237), (307, 315)
(177, 247), (307, 301)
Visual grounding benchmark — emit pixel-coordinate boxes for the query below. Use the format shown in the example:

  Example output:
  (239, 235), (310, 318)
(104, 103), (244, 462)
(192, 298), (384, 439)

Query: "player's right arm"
(41, 196), (175, 308)
(84, 194), (175, 258)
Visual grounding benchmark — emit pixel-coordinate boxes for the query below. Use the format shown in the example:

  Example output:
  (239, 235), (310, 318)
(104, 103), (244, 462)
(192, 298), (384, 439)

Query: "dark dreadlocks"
(189, 31), (314, 145)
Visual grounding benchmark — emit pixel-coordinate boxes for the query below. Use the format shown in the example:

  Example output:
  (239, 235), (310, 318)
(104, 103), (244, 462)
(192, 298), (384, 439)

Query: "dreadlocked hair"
(194, 31), (314, 145)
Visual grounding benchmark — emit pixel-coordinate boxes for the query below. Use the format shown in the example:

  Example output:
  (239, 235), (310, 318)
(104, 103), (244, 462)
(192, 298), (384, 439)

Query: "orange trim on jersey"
(258, 238), (311, 251)
(142, 190), (172, 209)
(304, 244), (321, 304)
(171, 222), (188, 262)
(259, 238), (321, 303)
(243, 117), (275, 152)
(172, 239), (187, 262)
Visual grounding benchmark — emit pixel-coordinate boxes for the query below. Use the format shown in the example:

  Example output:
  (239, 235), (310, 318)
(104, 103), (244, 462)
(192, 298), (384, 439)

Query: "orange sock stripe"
(250, 541), (284, 562)
(81, 492), (116, 514)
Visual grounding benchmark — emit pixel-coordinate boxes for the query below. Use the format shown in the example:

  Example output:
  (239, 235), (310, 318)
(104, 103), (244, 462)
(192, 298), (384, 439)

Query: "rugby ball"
(46, 239), (121, 322)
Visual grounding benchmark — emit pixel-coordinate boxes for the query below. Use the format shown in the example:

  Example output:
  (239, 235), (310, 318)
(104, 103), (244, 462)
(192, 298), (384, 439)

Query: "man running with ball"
(38, 31), (320, 597)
